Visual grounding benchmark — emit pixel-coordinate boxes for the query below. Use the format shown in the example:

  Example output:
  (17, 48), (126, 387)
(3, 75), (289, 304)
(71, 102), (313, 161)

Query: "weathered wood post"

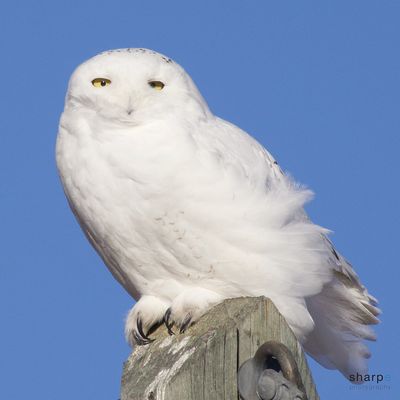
(121, 297), (319, 400)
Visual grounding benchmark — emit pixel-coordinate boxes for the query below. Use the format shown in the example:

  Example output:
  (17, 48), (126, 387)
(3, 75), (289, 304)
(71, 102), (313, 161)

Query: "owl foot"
(125, 295), (169, 347)
(167, 288), (224, 334)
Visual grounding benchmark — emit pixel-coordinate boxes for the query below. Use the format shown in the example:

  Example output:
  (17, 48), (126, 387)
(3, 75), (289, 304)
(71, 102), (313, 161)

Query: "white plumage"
(56, 48), (380, 379)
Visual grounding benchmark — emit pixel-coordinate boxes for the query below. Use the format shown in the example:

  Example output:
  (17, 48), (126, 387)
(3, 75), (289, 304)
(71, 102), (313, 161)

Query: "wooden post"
(121, 297), (319, 400)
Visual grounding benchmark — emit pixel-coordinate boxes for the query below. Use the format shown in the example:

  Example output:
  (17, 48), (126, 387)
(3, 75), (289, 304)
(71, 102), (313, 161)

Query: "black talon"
(133, 329), (151, 346)
(163, 308), (175, 335)
(179, 314), (192, 334)
(135, 317), (154, 345)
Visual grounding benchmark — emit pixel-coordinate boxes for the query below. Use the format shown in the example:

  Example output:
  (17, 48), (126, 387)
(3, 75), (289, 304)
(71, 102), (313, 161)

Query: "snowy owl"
(56, 48), (380, 379)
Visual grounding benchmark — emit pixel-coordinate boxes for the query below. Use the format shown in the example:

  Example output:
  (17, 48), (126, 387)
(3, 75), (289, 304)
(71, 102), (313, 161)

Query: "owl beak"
(126, 96), (134, 116)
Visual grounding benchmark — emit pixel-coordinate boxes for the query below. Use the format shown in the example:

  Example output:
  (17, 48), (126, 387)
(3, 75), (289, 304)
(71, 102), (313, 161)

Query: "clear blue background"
(1, 1), (398, 399)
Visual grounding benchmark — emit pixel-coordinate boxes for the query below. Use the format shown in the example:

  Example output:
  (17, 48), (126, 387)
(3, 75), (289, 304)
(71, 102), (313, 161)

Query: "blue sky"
(1, 1), (399, 399)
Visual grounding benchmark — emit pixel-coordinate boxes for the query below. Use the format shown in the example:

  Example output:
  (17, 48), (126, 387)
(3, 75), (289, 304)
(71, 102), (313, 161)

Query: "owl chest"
(58, 123), (242, 280)
(67, 162), (211, 279)
(61, 133), (200, 247)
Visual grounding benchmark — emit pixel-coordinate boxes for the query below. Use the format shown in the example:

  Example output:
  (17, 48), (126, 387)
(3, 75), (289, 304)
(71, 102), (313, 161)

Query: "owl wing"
(196, 117), (380, 378)
(205, 117), (286, 190)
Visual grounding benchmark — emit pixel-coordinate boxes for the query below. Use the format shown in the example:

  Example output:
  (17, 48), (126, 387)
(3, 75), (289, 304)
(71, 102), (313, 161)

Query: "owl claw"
(125, 296), (170, 347)
(179, 314), (193, 334)
(163, 308), (175, 335)
(133, 329), (151, 346)
(135, 317), (154, 345)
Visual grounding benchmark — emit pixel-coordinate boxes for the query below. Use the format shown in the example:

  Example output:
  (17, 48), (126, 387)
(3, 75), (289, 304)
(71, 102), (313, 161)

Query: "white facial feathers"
(65, 48), (210, 124)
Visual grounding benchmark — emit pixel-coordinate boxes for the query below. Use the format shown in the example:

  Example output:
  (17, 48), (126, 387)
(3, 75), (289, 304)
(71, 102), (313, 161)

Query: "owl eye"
(92, 78), (111, 87)
(148, 81), (165, 90)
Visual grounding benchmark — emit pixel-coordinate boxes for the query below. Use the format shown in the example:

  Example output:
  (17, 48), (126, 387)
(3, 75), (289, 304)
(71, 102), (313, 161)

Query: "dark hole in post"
(264, 355), (281, 373)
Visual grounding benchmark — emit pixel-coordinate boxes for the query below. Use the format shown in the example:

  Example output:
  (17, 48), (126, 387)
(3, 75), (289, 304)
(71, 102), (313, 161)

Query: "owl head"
(64, 48), (210, 125)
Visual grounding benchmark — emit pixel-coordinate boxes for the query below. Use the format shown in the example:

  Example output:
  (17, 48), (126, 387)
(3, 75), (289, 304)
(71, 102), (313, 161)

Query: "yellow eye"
(91, 78), (111, 87)
(148, 81), (165, 90)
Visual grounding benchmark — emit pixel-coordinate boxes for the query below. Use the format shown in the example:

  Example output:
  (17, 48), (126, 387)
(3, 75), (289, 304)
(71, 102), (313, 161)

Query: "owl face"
(65, 49), (209, 125)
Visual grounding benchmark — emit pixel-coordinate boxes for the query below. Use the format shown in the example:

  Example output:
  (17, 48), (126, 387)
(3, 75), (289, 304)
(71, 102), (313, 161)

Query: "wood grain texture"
(121, 297), (319, 400)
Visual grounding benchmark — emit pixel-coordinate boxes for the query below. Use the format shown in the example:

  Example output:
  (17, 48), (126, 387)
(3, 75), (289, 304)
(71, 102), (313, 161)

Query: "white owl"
(56, 48), (380, 379)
